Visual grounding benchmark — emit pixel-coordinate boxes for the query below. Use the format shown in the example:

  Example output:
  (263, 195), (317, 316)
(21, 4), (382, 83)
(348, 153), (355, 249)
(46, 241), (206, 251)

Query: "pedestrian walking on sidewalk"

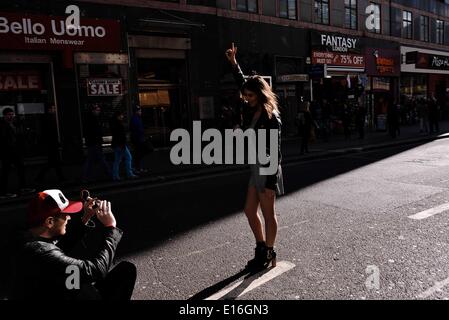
(0, 108), (35, 199)
(417, 97), (429, 133)
(82, 104), (111, 182)
(428, 95), (440, 134)
(130, 105), (152, 174)
(35, 104), (66, 186)
(226, 42), (284, 271)
(387, 99), (400, 138)
(297, 101), (313, 154)
(8, 189), (136, 300)
(342, 103), (352, 140)
(355, 103), (366, 139)
(110, 110), (138, 181)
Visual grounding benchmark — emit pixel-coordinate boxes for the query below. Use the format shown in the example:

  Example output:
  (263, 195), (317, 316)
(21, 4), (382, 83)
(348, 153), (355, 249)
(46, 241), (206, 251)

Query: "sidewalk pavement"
(1, 120), (449, 206)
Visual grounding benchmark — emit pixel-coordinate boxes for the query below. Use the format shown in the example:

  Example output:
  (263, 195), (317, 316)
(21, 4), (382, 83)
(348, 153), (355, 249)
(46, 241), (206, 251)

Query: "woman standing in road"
(225, 43), (284, 271)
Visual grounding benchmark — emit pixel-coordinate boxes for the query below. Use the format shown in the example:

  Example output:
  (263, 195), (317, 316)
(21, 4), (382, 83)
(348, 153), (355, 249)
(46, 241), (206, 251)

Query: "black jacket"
(232, 63), (282, 164)
(83, 113), (104, 147)
(0, 120), (22, 155)
(9, 226), (123, 300)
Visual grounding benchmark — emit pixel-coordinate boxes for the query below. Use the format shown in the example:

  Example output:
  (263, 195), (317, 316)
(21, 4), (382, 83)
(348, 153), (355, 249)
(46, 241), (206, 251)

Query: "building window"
(314, 0), (329, 25)
(420, 16), (429, 42)
(402, 11), (412, 39)
(279, 0), (297, 20)
(236, 0), (258, 13)
(368, 2), (381, 33)
(344, 0), (357, 30)
(437, 19), (445, 44)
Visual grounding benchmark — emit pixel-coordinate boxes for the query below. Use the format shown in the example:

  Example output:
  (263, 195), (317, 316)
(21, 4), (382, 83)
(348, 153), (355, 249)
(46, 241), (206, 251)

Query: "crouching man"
(9, 189), (136, 300)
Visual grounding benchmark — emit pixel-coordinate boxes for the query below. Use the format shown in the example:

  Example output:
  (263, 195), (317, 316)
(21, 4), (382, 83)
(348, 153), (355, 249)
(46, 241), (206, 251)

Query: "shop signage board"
(416, 53), (449, 70)
(311, 51), (365, 68)
(87, 78), (122, 96)
(277, 74), (309, 82)
(311, 31), (362, 54)
(0, 71), (42, 91)
(365, 48), (400, 77)
(0, 11), (121, 52)
(311, 31), (365, 71)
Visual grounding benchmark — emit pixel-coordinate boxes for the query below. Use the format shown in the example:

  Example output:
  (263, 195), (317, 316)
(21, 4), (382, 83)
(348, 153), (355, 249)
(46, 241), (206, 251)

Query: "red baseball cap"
(28, 189), (83, 226)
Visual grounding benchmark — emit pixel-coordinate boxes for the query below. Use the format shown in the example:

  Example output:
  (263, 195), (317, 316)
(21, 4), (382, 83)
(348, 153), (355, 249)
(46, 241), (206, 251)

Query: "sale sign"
(0, 71), (42, 91)
(312, 51), (365, 68)
(87, 78), (122, 96)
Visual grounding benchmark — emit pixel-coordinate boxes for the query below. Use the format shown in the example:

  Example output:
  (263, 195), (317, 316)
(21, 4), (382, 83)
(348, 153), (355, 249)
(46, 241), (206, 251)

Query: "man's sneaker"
(0, 193), (18, 199)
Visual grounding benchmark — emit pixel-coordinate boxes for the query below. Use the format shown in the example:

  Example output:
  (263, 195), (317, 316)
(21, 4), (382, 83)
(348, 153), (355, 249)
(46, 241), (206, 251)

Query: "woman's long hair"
(242, 75), (280, 119)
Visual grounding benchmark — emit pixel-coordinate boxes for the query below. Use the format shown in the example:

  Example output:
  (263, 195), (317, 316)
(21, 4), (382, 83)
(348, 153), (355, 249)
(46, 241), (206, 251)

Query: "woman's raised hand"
(225, 42), (238, 66)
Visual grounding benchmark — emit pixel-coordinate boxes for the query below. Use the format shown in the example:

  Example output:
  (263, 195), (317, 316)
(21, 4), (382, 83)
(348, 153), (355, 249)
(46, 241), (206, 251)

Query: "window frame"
(314, 0), (330, 25)
(420, 15), (430, 42)
(279, 0), (297, 20)
(236, 0), (258, 13)
(344, 0), (357, 30)
(436, 19), (445, 44)
(402, 10), (412, 39)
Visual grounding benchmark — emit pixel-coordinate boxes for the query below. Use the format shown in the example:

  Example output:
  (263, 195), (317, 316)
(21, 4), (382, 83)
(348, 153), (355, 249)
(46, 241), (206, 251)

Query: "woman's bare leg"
(258, 189), (277, 247)
(244, 186), (264, 242)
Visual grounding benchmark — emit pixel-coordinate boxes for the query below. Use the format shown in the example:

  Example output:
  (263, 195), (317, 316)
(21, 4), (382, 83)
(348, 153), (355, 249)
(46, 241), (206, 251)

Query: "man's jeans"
(112, 146), (133, 180)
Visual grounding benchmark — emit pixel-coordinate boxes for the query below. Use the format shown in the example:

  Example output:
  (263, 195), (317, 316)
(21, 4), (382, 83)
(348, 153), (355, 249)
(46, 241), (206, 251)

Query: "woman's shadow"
(188, 267), (273, 300)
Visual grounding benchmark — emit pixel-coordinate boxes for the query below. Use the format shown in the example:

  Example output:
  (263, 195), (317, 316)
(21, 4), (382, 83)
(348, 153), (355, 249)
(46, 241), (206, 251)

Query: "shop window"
(0, 63), (54, 157)
(137, 58), (187, 147)
(76, 62), (129, 144)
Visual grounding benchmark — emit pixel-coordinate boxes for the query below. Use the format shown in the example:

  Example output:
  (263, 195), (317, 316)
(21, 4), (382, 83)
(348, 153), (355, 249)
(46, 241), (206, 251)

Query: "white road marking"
(417, 276), (449, 299)
(205, 261), (295, 300)
(408, 202), (449, 220)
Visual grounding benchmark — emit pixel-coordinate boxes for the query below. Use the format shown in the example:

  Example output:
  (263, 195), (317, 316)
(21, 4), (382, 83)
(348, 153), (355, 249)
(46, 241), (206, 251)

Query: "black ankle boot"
(264, 247), (277, 268)
(246, 241), (266, 270)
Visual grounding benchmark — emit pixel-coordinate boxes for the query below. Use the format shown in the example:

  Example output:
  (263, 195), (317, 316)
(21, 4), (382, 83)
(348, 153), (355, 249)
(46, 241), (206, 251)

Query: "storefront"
(365, 47), (400, 130)
(309, 31), (366, 133)
(401, 46), (449, 114)
(0, 10), (124, 158)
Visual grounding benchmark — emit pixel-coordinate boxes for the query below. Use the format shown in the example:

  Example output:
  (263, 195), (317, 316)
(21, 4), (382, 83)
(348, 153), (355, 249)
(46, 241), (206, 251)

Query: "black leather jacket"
(232, 63), (282, 164)
(9, 225), (123, 300)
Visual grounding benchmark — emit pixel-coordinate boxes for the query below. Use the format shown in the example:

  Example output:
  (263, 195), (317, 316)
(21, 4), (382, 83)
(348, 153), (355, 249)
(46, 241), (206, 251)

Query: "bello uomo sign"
(0, 12), (121, 52)
(87, 79), (122, 96)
